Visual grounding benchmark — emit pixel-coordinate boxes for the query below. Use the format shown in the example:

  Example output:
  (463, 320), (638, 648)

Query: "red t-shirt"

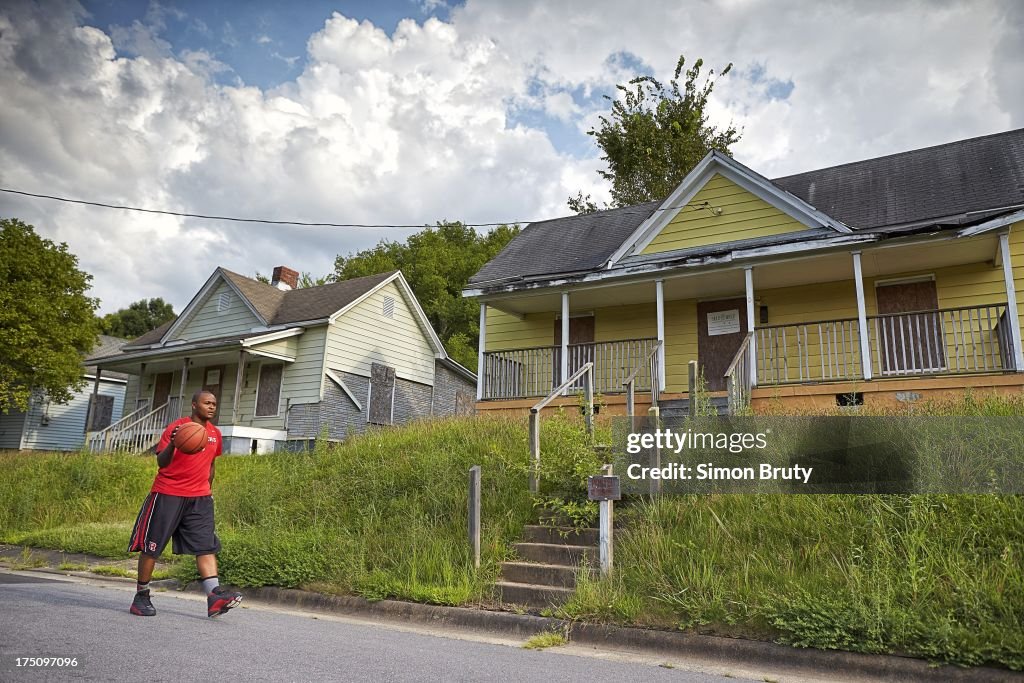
(151, 417), (223, 497)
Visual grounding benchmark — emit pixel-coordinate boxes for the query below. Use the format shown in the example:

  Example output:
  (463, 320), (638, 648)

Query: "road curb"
(231, 585), (1018, 682)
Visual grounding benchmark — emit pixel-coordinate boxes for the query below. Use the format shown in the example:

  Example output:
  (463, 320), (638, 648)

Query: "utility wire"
(0, 186), (713, 229)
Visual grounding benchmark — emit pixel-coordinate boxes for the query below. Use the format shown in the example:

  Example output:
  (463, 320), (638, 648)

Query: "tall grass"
(0, 413), (592, 605)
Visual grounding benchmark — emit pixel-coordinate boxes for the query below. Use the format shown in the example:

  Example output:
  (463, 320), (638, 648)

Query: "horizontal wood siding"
(21, 382), (125, 451)
(642, 174), (807, 255)
(485, 308), (554, 352)
(326, 283), (435, 386)
(594, 303), (657, 342)
(174, 280), (262, 342)
(664, 299), (698, 393)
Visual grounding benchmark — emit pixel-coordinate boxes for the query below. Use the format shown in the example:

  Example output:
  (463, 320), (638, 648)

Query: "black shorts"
(127, 493), (221, 557)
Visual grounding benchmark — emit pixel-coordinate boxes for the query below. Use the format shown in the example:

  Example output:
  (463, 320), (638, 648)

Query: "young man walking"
(127, 389), (242, 618)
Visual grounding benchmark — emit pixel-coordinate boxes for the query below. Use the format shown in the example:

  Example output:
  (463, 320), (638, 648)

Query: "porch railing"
(87, 397), (180, 453)
(624, 340), (663, 417)
(481, 337), (658, 400)
(868, 303), (1015, 376)
(725, 332), (753, 414)
(756, 318), (863, 385)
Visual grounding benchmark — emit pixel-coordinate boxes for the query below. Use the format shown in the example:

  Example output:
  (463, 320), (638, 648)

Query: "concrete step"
(659, 396), (730, 417)
(515, 542), (597, 567)
(521, 525), (599, 546)
(495, 581), (574, 609)
(501, 562), (592, 588)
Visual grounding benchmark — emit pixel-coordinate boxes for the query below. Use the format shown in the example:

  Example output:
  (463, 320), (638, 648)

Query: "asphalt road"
(0, 571), (750, 683)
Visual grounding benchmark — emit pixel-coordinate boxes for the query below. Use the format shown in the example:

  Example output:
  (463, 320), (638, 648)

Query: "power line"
(0, 186), (713, 229)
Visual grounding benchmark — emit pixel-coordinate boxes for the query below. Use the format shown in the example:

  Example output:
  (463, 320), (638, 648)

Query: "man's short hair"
(192, 390), (216, 403)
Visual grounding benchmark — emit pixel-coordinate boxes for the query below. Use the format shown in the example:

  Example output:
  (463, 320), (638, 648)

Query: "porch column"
(745, 268), (757, 387)
(999, 233), (1024, 371)
(655, 279), (666, 390)
(231, 351), (247, 424)
(477, 304), (486, 400)
(178, 357), (189, 417)
(136, 362), (146, 409)
(84, 369), (102, 433)
(561, 291), (570, 388)
(852, 251), (873, 380)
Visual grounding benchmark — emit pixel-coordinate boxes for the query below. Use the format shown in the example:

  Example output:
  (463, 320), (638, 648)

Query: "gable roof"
(85, 336), (130, 380)
(468, 127), (1024, 289)
(773, 128), (1024, 230)
(127, 270), (399, 349)
(469, 201), (661, 286)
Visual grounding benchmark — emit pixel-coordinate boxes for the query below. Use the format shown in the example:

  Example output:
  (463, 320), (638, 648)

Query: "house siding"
(247, 335), (300, 359)
(432, 362), (476, 417)
(642, 174), (808, 255)
(21, 381), (125, 451)
(485, 309), (554, 351)
(325, 281), (436, 386)
(174, 280), (263, 342)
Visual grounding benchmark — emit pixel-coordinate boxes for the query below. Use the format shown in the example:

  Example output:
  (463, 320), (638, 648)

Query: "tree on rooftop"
(569, 54), (741, 212)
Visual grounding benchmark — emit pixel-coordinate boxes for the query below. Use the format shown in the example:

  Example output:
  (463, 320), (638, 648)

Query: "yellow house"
(463, 128), (1024, 413)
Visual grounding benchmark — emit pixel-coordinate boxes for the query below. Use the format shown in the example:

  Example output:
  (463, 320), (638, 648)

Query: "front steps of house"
(659, 396), (730, 418)
(496, 524), (598, 610)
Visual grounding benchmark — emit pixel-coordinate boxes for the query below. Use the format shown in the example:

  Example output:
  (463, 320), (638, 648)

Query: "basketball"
(173, 422), (207, 454)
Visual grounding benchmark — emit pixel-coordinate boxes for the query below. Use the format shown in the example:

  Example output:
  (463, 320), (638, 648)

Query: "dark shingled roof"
(469, 200), (661, 285)
(85, 336), (130, 379)
(469, 128), (1024, 286)
(773, 128), (1024, 229)
(123, 270), (398, 349)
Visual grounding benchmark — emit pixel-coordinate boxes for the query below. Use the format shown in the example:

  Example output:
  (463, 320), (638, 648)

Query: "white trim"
(956, 209), (1024, 238)
(999, 233), (1024, 372)
(241, 327), (304, 346)
(161, 269), (267, 344)
(325, 369), (363, 411)
(254, 362), (284, 418)
(328, 272), (447, 358)
(852, 252), (873, 381)
(554, 311), (595, 320)
(82, 374), (128, 385)
(607, 150), (852, 266)
(245, 349), (296, 362)
(874, 274), (935, 287)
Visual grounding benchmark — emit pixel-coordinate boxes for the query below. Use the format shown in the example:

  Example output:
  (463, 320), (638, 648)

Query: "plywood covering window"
(367, 362), (396, 425)
(256, 363), (283, 417)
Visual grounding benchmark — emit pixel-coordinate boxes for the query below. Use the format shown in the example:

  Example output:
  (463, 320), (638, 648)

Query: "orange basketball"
(173, 422), (207, 454)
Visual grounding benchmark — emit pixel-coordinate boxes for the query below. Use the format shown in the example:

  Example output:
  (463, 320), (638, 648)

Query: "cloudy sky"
(1, 0), (1021, 315)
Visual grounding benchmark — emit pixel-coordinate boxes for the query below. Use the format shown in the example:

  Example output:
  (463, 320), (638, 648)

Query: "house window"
(382, 296), (395, 319)
(218, 292), (231, 312)
(256, 364), (283, 417)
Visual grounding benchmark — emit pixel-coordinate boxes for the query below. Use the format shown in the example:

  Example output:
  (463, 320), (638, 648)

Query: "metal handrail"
(623, 340), (663, 417)
(528, 362), (594, 494)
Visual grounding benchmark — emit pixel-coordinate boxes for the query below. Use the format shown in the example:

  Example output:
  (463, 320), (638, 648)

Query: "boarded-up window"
(256, 364), (283, 417)
(368, 363), (396, 425)
(88, 395), (115, 430)
(455, 390), (474, 416)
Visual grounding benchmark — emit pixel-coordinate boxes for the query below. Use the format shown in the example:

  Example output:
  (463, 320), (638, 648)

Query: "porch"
(474, 230), (1024, 412)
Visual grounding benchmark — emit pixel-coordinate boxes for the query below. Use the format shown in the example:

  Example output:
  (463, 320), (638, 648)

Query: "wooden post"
(655, 279), (666, 391)
(231, 350), (247, 425)
(852, 251), (873, 380)
(647, 405), (661, 495)
(745, 267), (757, 388)
(528, 411), (540, 494)
(477, 304), (486, 400)
(136, 363), (146, 411)
(626, 381), (635, 419)
(468, 465), (481, 568)
(599, 464), (613, 577)
(999, 233), (1024, 371)
(178, 357), (190, 418)
(688, 360), (698, 416)
(84, 369), (102, 434)
(560, 292), (569, 392)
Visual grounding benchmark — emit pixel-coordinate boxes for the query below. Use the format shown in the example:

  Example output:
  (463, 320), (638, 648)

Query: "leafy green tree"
(570, 54), (741, 211)
(0, 218), (99, 413)
(333, 221), (519, 368)
(99, 298), (176, 339)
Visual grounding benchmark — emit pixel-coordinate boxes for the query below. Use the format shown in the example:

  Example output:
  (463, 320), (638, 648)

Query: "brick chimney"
(271, 266), (299, 291)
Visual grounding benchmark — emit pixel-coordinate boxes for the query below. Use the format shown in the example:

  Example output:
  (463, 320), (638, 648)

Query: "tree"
(333, 221), (519, 369)
(99, 298), (176, 339)
(0, 218), (99, 413)
(569, 54), (741, 211)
